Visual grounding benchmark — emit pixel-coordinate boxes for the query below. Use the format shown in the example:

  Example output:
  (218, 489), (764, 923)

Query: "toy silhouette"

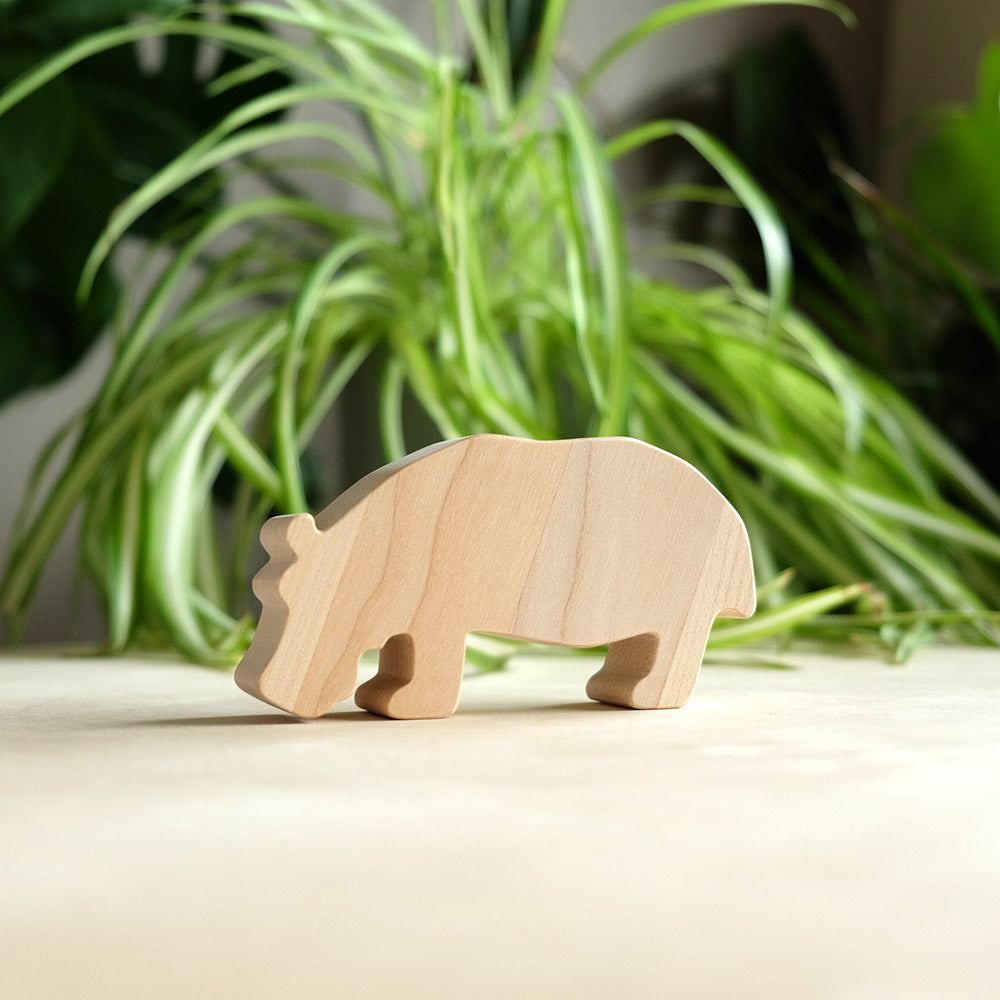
(235, 435), (756, 719)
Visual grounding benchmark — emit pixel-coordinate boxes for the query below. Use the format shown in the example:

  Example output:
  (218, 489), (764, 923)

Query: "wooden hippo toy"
(235, 435), (756, 719)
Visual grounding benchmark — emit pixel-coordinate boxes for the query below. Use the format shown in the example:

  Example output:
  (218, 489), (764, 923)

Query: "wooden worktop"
(2, 646), (998, 999)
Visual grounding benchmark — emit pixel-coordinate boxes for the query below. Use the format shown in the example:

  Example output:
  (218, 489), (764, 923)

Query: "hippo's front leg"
(354, 632), (467, 719)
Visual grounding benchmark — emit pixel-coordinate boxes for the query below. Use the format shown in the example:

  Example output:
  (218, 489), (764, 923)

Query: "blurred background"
(0, 0), (996, 644)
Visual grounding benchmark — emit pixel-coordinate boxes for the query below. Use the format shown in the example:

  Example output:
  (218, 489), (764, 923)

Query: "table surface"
(2, 645), (999, 1000)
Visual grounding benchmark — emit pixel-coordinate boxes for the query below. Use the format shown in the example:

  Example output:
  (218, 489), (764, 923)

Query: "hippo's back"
(345, 435), (735, 647)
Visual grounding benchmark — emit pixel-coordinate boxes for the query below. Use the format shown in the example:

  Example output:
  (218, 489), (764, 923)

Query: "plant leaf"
(907, 44), (1000, 278)
(578, 0), (856, 97)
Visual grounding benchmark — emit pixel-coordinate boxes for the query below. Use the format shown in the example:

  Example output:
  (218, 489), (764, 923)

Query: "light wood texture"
(4, 647), (1000, 1000)
(235, 435), (755, 719)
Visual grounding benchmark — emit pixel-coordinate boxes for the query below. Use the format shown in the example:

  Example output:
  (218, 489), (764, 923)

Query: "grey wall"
(0, 340), (111, 643)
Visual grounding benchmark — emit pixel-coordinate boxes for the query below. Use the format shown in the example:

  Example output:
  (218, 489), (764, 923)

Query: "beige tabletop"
(2, 645), (999, 999)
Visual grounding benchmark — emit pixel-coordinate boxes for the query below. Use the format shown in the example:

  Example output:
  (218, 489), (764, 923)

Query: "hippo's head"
(234, 512), (353, 718)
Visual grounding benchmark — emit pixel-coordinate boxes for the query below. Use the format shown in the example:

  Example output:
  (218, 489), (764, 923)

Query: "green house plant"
(1, 0), (998, 669)
(0, 0), (291, 406)
(633, 29), (1000, 491)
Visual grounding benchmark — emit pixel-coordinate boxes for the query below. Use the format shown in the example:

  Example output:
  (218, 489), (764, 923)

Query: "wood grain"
(235, 435), (756, 719)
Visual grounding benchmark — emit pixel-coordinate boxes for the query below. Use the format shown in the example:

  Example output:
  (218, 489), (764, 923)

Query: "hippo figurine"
(235, 435), (756, 719)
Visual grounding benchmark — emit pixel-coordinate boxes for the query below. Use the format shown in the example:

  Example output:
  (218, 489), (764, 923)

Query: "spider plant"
(1, 0), (998, 668)
(631, 29), (1000, 493)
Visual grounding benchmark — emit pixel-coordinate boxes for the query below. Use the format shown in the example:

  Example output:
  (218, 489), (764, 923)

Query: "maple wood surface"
(3, 647), (999, 1000)
(237, 435), (755, 719)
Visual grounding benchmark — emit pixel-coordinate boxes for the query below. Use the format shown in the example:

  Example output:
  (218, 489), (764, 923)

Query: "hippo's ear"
(259, 512), (318, 557)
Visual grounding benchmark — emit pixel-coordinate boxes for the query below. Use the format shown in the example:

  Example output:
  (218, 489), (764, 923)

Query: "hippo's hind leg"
(354, 632), (466, 719)
(585, 633), (660, 709)
(586, 616), (714, 709)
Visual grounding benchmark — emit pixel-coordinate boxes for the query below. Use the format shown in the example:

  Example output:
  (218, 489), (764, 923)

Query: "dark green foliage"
(0, 0), (290, 406)
(907, 44), (1000, 279)
(626, 27), (858, 293)
(629, 27), (1000, 491)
